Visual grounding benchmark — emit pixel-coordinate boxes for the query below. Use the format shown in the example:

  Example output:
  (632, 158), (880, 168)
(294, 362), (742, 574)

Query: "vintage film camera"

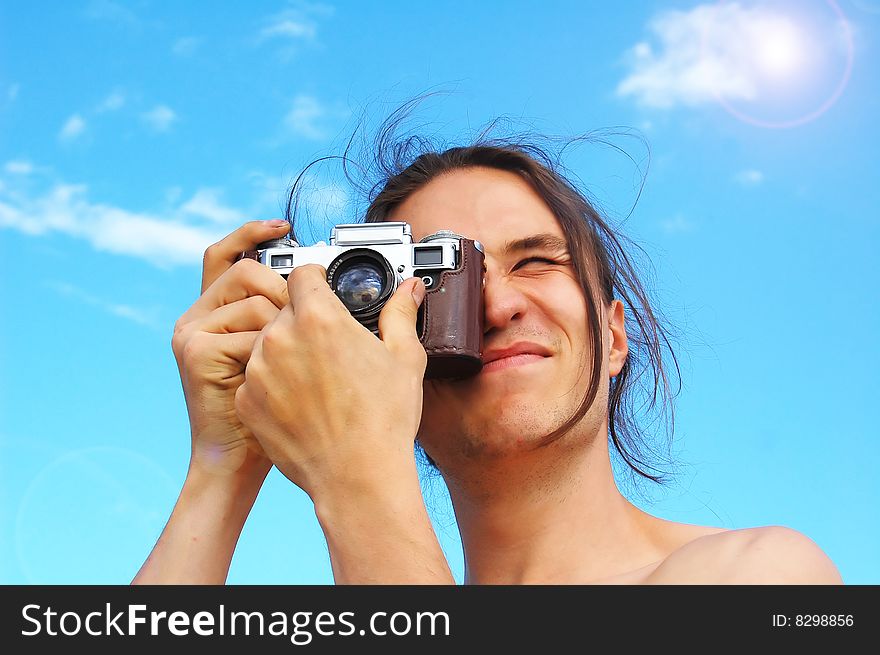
(241, 221), (485, 379)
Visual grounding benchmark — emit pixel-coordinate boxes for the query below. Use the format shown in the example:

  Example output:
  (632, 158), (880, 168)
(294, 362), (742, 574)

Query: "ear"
(607, 299), (628, 378)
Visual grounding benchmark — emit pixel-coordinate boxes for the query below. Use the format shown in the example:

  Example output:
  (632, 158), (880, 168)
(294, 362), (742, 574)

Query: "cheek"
(536, 288), (600, 393)
(536, 280), (591, 354)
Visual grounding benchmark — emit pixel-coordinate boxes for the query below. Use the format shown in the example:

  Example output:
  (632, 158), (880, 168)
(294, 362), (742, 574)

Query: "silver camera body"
(250, 222), (480, 334)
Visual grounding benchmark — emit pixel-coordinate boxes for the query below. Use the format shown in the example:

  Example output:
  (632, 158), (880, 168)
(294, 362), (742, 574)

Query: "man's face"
(389, 166), (611, 467)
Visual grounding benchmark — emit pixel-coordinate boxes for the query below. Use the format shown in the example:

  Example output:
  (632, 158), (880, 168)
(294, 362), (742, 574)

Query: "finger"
(189, 295), (281, 335)
(187, 258), (289, 322)
(206, 330), (262, 368)
(201, 219), (291, 293)
(287, 264), (347, 315)
(224, 331), (262, 368)
(378, 277), (427, 364)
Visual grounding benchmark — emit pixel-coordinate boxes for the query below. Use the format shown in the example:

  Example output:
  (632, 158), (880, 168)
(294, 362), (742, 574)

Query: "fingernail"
(264, 219), (289, 228)
(411, 278), (426, 306)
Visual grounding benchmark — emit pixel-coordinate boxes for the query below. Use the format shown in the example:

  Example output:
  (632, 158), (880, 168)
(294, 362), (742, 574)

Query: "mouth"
(480, 342), (552, 374)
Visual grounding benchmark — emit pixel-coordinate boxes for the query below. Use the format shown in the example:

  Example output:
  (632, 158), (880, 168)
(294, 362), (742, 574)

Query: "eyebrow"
(500, 233), (570, 256)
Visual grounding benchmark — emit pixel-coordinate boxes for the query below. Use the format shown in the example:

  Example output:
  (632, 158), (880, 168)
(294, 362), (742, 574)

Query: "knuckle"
(233, 383), (252, 419)
(170, 319), (192, 357)
(249, 294), (278, 321)
(171, 316), (187, 339)
(296, 302), (334, 329)
(232, 256), (261, 276)
(180, 334), (210, 366)
(288, 264), (306, 280)
(220, 257), (261, 289)
(259, 321), (287, 353)
(240, 357), (268, 407)
(294, 263), (317, 276)
(410, 344), (428, 371)
(202, 242), (221, 265)
(287, 266), (307, 287)
(245, 339), (265, 373)
(291, 263), (327, 284)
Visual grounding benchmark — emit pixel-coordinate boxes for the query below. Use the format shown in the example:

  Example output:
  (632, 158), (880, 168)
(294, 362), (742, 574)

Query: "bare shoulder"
(647, 525), (843, 584)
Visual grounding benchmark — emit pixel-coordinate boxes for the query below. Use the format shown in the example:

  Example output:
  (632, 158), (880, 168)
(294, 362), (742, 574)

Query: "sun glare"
(709, 0), (854, 129)
(754, 20), (805, 77)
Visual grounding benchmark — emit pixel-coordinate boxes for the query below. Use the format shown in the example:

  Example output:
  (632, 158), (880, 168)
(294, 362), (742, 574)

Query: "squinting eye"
(513, 257), (561, 271)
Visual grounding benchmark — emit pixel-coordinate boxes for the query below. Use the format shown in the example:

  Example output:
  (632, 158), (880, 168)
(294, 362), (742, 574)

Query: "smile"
(480, 341), (554, 375)
(480, 353), (549, 374)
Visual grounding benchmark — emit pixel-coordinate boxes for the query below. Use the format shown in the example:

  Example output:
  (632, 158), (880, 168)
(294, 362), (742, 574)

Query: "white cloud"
(258, 4), (332, 42)
(0, 164), (328, 268)
(181, 188), (246, 224)
(661, 214), (694, 234)
(97, 90), (125, 112)
(172, 36), (201, 56)
(261, 18), (315, 40)
(141, 105), (177, 132)
(48, 281), (161, 329)
(85, 0), (138, 25)
(257, 4), (333, 61)
(59, 114), (86, 142)
(4, 161), (34, 175)
(92, 211), (214, 264)
(284, 94), (329, 140)
(617, 3), (820, 108)
(735, 169), (764, 186)
(0, 172), (226, 267)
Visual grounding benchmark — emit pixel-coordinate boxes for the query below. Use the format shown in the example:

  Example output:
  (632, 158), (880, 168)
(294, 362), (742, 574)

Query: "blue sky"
(1, 0), (878, 584)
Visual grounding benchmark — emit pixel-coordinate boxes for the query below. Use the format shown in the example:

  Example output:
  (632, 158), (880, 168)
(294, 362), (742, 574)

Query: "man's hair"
(286, 103), (680, 485)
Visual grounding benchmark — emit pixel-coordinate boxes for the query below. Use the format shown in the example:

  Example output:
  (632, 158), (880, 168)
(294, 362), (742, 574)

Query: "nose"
(482, 266), (529, 336)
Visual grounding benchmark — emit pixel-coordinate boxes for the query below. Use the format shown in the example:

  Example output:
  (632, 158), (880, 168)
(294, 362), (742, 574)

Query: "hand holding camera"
(172, 218), (485, 502)
(232, 220), (484, 500)
(171, 220), (292, 480)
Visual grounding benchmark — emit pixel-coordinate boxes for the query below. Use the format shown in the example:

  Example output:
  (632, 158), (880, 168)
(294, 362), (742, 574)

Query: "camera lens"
(336, 262), (385, 311)
(327, 249), (396, 324)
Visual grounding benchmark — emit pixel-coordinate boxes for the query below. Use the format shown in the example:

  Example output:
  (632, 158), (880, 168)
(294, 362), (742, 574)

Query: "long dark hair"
(286, 104), (680, 485)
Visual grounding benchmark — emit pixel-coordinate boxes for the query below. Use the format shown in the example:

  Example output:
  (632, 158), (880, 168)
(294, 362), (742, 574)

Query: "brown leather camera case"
(419, 238), (484, 379)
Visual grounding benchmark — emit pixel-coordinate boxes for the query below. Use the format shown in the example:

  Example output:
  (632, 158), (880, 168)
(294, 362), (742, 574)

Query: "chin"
(419, 402), (572, 465)
(428, 376), (551, 409)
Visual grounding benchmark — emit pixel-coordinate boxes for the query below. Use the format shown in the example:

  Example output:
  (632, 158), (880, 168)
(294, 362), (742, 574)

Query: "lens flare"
(709, 0), (854, 129)
(754, 19), (805, 78)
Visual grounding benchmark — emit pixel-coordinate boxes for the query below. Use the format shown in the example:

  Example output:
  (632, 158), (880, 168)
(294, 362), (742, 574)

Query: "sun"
(710, 0), (854, 129)
(752, 17), (806, 78)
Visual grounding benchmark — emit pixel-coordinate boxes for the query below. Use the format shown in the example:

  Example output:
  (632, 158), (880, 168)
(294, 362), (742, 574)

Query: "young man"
(134, 145), (842, 585)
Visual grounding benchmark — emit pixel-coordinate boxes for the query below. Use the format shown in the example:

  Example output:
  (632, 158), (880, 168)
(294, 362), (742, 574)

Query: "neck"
(442, 432), (664, 584)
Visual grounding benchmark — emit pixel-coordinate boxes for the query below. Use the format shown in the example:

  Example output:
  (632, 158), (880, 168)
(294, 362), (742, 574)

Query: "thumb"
(377, 277), (427, 363)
